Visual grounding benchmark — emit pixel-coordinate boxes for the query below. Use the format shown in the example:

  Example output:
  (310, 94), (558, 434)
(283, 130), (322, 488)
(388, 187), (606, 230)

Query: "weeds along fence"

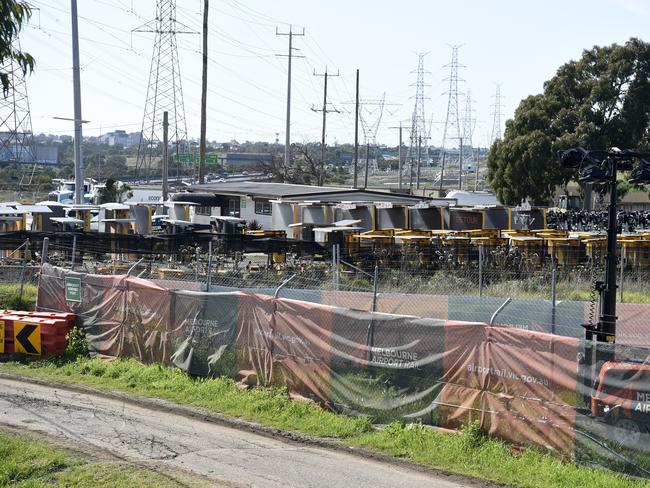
(36, 263), (650, 479)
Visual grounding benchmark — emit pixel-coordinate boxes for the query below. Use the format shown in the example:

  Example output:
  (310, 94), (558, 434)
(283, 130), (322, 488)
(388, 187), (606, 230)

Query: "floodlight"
(557, 147), (588, 168)
(629, 161), (650, 184)
(578, 163), (610, 183)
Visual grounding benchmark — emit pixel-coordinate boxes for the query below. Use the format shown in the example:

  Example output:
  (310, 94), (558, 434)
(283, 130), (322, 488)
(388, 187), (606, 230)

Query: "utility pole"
(364, 143), (370, 188)
(162, 111), (169, 202)
(388, 123), (404, 190)
(474, 148), (480, 191)
(354, 69), (359, 188)
(198, 0), (208, 184)
(70, 0), (84, 204)
(439, 151), (446, 192)
(398, 123), (403, 190)
(416, 135), (422, 190)
(312, 66), (340, 186)
(458, 136), (463, 190)
(276, 25), (305, 182)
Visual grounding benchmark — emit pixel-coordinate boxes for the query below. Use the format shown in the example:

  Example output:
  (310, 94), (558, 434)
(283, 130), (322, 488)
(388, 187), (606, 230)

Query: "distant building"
(336, 152), (353, 164)
(221, 152), (273, 168)
(100, 130), (141, 148)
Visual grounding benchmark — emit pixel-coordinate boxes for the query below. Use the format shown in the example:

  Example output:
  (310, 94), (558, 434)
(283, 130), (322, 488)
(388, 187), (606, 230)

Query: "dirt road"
(0, 377), (479, 488)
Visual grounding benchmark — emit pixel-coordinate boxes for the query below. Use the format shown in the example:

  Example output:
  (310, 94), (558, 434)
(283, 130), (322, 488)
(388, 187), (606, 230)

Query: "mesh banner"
(36, 265), (650, 477)
(170, 290), (240, 377)
(440, 323), (579, 454)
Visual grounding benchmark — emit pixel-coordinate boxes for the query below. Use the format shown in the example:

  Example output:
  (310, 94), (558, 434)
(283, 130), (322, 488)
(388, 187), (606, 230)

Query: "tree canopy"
(487, 38), (650, 205)
(0, 1), (33, 96)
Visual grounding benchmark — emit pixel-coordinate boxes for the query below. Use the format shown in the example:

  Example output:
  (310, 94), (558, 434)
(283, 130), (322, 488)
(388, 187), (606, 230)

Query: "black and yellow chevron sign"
(14, 321), (40, 355)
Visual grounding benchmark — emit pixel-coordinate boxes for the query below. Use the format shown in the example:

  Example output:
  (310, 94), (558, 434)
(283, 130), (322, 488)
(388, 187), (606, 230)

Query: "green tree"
(0, 1), (34, 95)
(97, 178), (132, 204)
(487, 38), (650, 205)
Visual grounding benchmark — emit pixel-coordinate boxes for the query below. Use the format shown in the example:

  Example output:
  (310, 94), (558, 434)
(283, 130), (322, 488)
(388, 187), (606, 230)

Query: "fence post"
(71, 234), (77, 270)
(336, 243), (340, 290)
(551, 266), (557, 335)
(195, 246), (200, 283)
(371, 264), (379, 312)
(550, 246), (555, 270)
(490, 297), (512, 325)
(41, 237), (49, 266)
(332, 244), (337, 290)
(619, 250), (625, 303)
(18, 238), (30, 306)
(366, 263), (380, 364)
(206, 240), (213, 292)
(478, 243), (484, 297)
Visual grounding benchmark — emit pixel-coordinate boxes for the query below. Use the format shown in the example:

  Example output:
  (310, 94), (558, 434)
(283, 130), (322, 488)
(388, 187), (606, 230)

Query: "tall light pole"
(558, 147), (650, 344)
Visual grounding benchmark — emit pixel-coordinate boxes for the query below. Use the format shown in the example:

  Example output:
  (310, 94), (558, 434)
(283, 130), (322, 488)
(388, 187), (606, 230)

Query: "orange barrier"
(0, 310), (74, 357)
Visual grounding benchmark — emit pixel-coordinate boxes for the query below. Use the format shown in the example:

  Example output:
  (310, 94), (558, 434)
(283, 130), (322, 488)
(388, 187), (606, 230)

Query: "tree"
(0, 1), (34, 96)
(97, 178), (132, 204)
(487, 38), (650, 205)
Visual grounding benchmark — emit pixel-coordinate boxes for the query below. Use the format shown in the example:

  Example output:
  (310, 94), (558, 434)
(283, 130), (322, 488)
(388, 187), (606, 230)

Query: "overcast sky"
(17, 0), (650, 147)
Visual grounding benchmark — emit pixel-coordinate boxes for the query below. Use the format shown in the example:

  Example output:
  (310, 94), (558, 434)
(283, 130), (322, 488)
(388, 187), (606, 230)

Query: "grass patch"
(352, 422), (648, 488)
(0, 429), (203, 487)
(1, 358), (648, 488)
(0, 283), (37, 311)
(1, 358), (370, 439)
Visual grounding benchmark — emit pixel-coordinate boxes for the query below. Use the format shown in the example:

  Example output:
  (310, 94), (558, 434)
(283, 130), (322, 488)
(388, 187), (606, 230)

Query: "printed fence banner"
(36, 265), (650, 477)
(440, 322), (580, 455)
(170, 290), (240, 377)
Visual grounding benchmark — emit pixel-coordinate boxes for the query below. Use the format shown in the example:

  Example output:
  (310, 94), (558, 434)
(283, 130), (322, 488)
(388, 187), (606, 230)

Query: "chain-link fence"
(2, 233), (646, 349)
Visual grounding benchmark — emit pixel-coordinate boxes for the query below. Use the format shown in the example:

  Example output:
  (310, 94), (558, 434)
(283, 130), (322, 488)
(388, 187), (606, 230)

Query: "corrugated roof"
(189, 181), (349, 198)
(283, 191), (433, 204)
(188, 181), (438, 204)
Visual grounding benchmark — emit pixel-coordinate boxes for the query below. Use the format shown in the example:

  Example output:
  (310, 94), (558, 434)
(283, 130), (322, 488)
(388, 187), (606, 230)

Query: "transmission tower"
(462, 90), (476, 189)
(462, 90), (474, 150)
(134, 0), (195, 183)
(0, 40), (38, 179)
(439, 45), (464, 190)
(359, 94), (386, 179)
(406, 52), (430, 189)
(490, 83), (504, 145)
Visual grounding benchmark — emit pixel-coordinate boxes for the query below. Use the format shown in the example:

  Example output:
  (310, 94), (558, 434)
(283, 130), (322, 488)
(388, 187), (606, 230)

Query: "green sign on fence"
(65, 277), (81, 302)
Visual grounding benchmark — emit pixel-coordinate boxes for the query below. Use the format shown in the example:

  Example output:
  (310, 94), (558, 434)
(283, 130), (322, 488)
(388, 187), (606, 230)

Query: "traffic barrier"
(0, 311), (73, 357)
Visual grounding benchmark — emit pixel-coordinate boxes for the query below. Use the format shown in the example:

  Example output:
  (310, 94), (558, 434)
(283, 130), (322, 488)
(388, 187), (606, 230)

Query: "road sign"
(0, 320), (4, 354)
(175, 153), (196, 163)
(14, 321), (40, 355)
(65, 276), (81, 302)
(206, 153), (219, 163)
